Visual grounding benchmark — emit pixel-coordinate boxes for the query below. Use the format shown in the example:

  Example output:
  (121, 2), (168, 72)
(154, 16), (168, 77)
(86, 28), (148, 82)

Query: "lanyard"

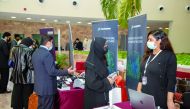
(143, 50), (162, 75)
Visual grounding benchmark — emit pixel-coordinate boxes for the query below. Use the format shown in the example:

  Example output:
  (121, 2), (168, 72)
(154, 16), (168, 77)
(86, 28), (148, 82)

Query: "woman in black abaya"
(84, 37), (115, 109)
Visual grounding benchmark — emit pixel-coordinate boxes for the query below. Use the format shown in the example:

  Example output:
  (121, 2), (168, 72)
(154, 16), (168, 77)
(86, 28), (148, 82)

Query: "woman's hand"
(107, 77), (115, 85)
(167, 100), (175, 109)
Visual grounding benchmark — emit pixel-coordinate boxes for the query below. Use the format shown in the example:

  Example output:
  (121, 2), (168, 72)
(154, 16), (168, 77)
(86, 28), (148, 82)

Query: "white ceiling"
(0, 12), (170, 29)
(0, 12), (104, 25)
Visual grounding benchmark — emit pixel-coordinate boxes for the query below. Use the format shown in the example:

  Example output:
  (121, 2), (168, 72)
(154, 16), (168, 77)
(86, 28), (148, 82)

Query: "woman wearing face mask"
(137, 30), (177, 109)
(84, 37), (115, 109)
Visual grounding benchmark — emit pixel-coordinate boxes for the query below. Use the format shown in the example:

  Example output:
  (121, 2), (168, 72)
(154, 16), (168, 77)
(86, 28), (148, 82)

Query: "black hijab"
(85, 37), (108, 78)
(20, 37), (34, 47)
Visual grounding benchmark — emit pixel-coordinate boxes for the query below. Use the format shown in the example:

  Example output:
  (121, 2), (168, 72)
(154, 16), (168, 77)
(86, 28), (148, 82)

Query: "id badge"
(142, 76), (147, 85)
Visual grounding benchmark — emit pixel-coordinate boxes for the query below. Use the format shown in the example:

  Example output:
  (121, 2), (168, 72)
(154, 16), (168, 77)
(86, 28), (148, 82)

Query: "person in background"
(73, 38), (83, 50)
(32, 35), (75, 109)
(32, 39), (39, 50)
(84, 37), (115, 109)
(137, 30), (177, 109)
(10, 37), (34, 109)
(0, 32), (11, 93)
(11, 34), (21, 49)
(17, 36), (23, 45)
(7, 34), (22, 92)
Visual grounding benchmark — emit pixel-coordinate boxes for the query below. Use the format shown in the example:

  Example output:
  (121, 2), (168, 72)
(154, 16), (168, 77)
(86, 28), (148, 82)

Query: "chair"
(76, 61), (85, 73)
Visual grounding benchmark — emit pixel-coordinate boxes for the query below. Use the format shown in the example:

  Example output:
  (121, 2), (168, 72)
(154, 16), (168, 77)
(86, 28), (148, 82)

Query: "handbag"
(28, 92), (38, 109)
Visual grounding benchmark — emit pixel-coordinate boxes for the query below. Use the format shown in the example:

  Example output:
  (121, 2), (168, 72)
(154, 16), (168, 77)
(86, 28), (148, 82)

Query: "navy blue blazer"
(32, 47), (68, 95)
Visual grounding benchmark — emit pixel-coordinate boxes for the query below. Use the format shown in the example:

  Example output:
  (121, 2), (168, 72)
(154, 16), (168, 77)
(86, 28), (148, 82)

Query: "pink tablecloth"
(54, 87), (131, 109)
(55, 88), (84, 109)
(114, 101), (132, 109)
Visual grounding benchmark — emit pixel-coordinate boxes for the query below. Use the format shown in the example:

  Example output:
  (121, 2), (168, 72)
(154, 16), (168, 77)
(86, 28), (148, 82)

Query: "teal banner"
(126, 15), (147, 90)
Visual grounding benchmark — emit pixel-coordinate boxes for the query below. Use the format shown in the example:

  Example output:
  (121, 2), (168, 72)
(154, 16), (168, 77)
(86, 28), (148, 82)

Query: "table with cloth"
(28, 85), (84, 109)
(54, 86), (84, 109)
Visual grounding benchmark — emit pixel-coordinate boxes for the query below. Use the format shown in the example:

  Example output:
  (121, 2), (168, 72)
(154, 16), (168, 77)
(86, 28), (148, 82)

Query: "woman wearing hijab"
(84, 37), (115, 109)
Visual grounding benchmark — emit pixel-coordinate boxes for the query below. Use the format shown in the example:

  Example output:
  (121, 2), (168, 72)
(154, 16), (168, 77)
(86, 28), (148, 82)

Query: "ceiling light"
(165, 27), (169, 30)
(87, 22), (91, 25)
(159, 27), (163, 29)
(26, 17), (31, 20)
(41, 18), (46, 21)
(77, 22), (81, 24)
(66, 21), (70, 24)
(146, 26), (150, 29)
(11, 16), (16, 19)
(54, 19), (58, 22)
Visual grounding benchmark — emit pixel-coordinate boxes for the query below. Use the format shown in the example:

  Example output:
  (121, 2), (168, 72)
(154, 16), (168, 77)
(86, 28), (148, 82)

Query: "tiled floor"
(0, 92), (12, 109)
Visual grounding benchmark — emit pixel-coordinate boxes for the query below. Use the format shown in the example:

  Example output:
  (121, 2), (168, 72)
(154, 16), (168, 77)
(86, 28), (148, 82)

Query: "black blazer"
(0, 39), (9, 69)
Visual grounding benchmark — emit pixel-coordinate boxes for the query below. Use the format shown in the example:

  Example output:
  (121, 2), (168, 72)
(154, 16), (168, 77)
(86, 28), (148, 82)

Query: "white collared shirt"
(40, 45), (49, 50)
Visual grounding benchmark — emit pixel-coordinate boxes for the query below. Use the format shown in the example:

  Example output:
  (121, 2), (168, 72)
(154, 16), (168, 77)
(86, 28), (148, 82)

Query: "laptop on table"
(128, 88), (156, 109)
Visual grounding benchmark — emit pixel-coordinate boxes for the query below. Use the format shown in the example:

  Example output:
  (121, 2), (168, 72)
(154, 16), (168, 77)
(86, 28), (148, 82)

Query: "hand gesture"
(67, 67), (75, 75)
(107, 77), (115, 85)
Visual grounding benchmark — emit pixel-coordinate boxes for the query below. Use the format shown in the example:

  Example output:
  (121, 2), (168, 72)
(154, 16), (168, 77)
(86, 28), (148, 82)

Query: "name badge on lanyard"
(142, 50), (162, 85)
(142, 76), (147, 85)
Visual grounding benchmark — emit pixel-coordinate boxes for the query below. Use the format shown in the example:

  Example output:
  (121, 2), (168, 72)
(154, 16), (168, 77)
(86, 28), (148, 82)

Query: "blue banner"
(92, 20), (118, 74)
(126, 14), (147, 90)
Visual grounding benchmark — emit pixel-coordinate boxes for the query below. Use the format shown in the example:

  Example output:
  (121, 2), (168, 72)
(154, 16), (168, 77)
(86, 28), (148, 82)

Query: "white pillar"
(58, 29), (61, 54)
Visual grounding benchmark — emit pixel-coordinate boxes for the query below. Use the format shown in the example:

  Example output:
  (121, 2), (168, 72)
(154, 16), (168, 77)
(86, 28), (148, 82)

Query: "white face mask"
(29, 46), (33, 49)
(147, 41), (157, 50)
(48, 45), (53, 51)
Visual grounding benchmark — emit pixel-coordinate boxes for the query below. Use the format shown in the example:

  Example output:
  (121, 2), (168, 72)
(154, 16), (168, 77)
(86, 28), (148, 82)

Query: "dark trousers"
(11, 84), (34, 109)
(38, 95), (54, 109)
(0, 68), (9, 93)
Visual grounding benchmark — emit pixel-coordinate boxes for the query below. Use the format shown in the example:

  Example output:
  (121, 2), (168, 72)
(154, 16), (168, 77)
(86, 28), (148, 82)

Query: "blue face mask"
(147, 41), (157, 50)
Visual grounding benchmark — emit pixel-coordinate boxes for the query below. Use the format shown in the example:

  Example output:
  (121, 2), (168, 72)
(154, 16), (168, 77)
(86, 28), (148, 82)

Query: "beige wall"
(0, 20), (126, 49)
(0, 20), (92, 48)
(141, 0), (190, 53)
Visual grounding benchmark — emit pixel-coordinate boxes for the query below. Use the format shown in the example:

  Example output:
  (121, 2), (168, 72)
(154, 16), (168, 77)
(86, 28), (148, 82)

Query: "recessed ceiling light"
(165, 27), (169, 30)
(77, 22), (81, 24)
(87, 22), (92, 25)
(26, 17), (31, 20)
(41, 18), (46, 21)
(159, 27), (163, 29)
(54, 19), (58, 22)
(146, 26), (150, 29)
(11, 16), (16, 19)
(66, 21), (70, 24)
